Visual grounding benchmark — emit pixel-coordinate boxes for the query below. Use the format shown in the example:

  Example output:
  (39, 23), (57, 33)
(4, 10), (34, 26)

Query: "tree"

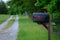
(0, 1), (8, 14)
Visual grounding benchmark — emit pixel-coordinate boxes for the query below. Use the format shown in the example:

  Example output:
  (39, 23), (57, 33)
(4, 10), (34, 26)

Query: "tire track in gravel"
(0, 15), (19, 40)
(0, 15), (13, 30)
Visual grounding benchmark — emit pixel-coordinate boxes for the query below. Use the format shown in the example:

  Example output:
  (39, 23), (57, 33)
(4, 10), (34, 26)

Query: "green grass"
(0, 14), (10, 24)
(17, 15), (48, 40)
(51, 33), (60, 40)
(17, 15), (60, 40)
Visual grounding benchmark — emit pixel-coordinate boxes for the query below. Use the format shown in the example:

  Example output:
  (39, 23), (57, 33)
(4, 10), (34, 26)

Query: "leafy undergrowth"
(53, 23), (60, 32)
(17, 15), (60, 40)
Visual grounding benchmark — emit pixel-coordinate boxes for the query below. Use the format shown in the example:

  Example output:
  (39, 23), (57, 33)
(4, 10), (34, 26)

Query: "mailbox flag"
(34, 16), (41, 19)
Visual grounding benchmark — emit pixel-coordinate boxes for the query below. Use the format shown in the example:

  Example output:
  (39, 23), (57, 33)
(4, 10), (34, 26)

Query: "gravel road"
(0, 15), (19, 40)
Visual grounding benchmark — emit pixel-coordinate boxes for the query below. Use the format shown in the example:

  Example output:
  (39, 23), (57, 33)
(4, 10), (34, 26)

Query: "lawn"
(17, 15), (48, 40)
(17, 15), (60, 40)
(0, 14), (10, 24)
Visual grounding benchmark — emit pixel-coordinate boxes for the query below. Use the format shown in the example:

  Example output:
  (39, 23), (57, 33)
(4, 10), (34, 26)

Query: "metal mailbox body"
(33, 13), (49, 23)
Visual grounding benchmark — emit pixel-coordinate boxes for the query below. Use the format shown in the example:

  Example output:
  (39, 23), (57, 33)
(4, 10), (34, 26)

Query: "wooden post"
(48, 15), (51, 40)
(41, 14), (51, 40)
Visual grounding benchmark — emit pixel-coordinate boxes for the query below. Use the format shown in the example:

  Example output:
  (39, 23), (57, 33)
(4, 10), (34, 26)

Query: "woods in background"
(0, 1), (8, 14)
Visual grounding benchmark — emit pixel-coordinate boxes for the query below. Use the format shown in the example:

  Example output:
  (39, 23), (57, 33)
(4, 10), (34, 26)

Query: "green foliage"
(35, 0), (41, 7)
(7, 0), (60, 14)
(0, 1), (8, 14)
(7, 0), (37, 15)
(7, 0), (60, 20)
(35, 0), (60, 22)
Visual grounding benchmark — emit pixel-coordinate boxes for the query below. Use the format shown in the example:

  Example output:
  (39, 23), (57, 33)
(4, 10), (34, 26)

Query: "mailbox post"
(32, 13), (51, 40)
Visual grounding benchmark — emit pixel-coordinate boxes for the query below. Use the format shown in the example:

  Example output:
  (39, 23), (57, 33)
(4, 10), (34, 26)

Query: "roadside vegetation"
(0, 15), (10, 24)
(17, 15), (60, 40)
(53, 23), (60, 32)
(17, 15), (48, 40)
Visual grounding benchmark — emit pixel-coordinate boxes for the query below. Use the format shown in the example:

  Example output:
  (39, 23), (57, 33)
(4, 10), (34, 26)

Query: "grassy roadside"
(51, 23), (60, 40)
(0, 15), (16, 31)
(17, 15), (48, 40)
(0, 14), (10, 24)
(51, 33), (60, 40)
(17, 15), (60, 40)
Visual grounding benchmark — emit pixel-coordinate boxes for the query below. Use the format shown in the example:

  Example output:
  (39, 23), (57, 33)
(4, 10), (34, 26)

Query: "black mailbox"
(33, 13), (49, 23)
